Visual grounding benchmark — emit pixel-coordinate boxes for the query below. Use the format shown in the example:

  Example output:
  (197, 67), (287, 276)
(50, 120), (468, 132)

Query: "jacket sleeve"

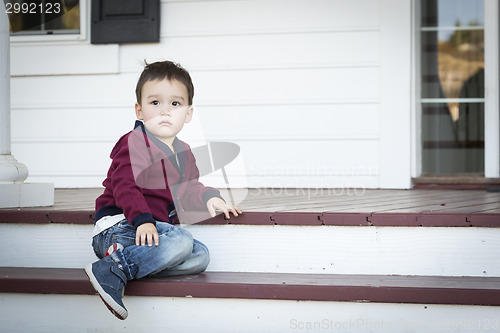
(109, 132), (158, 228)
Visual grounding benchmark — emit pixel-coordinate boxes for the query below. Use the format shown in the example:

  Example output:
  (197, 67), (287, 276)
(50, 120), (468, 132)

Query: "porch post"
(0, 9), (53, 208)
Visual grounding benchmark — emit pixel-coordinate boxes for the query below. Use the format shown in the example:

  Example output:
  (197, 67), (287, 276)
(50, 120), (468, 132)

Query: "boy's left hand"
(207, 197), (242, 220)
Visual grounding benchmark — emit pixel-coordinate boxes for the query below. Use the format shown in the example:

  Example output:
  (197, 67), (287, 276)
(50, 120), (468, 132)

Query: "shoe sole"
(85, 263), (128, 320)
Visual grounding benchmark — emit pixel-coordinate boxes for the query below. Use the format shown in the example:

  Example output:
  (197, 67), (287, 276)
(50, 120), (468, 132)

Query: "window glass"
(7, 0), (79, 35)
(420, 0), (484, 174)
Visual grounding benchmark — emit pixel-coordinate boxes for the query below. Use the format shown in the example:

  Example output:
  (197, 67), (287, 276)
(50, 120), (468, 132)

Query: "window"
(420, 0), (485, 174)
(7, 0), (80, 35)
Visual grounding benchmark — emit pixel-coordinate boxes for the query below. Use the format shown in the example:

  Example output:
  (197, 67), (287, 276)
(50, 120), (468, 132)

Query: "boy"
(85, 60), (242, 320)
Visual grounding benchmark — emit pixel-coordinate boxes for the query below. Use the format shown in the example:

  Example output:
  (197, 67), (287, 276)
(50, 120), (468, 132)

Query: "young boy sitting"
(85, 60), (242, 320)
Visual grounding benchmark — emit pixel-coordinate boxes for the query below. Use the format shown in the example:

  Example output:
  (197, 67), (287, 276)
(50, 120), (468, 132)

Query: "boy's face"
(135, 79), (193, 146)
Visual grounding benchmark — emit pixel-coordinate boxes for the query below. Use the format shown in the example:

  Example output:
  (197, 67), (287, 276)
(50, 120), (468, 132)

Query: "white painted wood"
(237, 140), (379, 188)
(1, 224), (499, 277)
(10, 74), (137, 107)
(10, 44), (119, 76)
(0, 9), (53, 207)
(11, 106), (137, 142)
(11, 139), (379, 188)
(11, 104), (378, 141)
(10, 67), (378, 107)
(1, 293), (499, 333)
(119, 31), (380, 73)
(0, 182), (54, 207)
(379, 0), (412, 188)
(10, 65), (381, 188)
(0, 9), (29, 185)
(160, 0), (380, 37)
(411, 0), (421, 178)
(1, 9), (10, 155)
(484, 0), (500, 178)
(7, 0), (423, 189)
(192, 67), (379, 105)
(196, 104), (379, 140)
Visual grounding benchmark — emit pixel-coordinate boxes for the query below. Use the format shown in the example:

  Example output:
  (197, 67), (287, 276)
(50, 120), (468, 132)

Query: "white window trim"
(484, 0), (500, 178)
(412, 0), (500, 178)
(411, 0), (421, 178)
(10, 0), (88, 43)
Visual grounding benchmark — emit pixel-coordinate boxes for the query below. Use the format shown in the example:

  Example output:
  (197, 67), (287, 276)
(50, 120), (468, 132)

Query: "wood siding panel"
(119, 31), (380, 72)
(160, 0), (380, 36)
(8, 0), (411, 188)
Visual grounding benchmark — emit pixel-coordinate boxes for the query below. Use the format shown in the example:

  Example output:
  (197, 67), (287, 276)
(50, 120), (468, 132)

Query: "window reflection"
(420, 0), (484, 174)
(8, 0), (80, 35)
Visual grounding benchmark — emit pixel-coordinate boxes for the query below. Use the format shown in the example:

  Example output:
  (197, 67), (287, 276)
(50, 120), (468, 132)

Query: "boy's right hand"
(136, 223), (159, 247)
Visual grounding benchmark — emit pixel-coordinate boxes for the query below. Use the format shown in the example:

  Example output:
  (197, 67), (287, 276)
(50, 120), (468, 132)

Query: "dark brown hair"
(135, 60), (194, 105)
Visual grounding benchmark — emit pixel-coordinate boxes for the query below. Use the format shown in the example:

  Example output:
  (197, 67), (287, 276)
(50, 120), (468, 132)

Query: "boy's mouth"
(159, 120), (172, 126)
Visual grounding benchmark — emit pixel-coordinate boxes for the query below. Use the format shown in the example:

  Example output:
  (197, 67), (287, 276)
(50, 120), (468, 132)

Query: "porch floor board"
(0, 188), (499, 227)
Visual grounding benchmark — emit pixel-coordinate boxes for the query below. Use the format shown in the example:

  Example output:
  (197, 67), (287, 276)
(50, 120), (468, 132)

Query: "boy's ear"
(184, 106), (194, 123)
(135, 103), (143, 120)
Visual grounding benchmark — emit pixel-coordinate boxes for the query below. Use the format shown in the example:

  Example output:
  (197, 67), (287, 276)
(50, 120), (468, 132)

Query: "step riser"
(1, 293), (498, 333)
(1, 224), (500, 277)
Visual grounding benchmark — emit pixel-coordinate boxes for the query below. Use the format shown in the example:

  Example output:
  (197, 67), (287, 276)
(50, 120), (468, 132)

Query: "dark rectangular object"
(91, 0), (160, 44)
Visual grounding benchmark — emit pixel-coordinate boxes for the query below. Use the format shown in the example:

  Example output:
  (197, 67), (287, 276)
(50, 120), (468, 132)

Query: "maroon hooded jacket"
(95, 121), (222, 228)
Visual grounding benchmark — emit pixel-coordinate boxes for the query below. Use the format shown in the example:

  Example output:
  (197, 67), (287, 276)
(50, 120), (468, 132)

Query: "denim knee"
(170, 227), (194, 258)
(193, 241), (210, 273)
(92, 229), (109, 259)
(156, 226), (194, 267)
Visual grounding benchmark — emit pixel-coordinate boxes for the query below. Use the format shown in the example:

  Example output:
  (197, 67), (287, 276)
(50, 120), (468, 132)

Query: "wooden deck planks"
(0, 188), (498, 226)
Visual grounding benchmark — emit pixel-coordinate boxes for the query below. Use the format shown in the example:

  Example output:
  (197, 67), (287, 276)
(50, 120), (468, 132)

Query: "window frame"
(9, 0), (88, 43)
(412, 0), (500, 178)
(484, 0), (500, 178)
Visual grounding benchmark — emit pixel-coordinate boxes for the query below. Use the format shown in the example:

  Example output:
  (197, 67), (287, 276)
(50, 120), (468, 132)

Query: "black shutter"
(91, 0), (160, 44)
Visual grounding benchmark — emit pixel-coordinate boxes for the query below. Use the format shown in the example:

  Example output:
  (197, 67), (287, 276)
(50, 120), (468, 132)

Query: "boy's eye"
(172, 101), (181, 107)
(152, 101), (159, 106)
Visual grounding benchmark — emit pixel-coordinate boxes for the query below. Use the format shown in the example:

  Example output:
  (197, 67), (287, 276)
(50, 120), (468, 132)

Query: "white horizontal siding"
(192, 67), (379, 104)
(12, 138), (379, 188)
(119, 31), (380, 73)
(10, 44), (119, 76)
(195, 104), (379, 140)
(10, 74), (137, 107)
(160, 0), (380, 36)
(10, 0), (413, 188)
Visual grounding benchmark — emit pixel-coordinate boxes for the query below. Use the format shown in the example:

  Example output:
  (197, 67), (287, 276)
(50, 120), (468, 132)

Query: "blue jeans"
(92, 219), (210, 280)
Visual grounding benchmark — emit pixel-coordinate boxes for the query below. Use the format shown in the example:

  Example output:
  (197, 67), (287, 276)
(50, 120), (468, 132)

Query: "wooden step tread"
(1, 188), (499, 227)
(1, 267), (500, 306)
(0, 209), (498, 227)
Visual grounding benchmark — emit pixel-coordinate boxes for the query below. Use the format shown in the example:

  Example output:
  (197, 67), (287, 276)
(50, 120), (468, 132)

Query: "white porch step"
(1, 267), (500, 333)
(2, 292), (499, 333)
(1, 222), (500, 277)
(1, 187), (500, 333)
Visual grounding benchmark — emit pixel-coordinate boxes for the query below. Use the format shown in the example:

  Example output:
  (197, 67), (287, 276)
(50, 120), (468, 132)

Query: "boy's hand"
(207, 197), (243, 220)
(136, 223), (159, 247)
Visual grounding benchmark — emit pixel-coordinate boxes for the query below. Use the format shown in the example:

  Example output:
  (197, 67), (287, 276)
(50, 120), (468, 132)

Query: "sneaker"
(85, 256), (128, 320)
